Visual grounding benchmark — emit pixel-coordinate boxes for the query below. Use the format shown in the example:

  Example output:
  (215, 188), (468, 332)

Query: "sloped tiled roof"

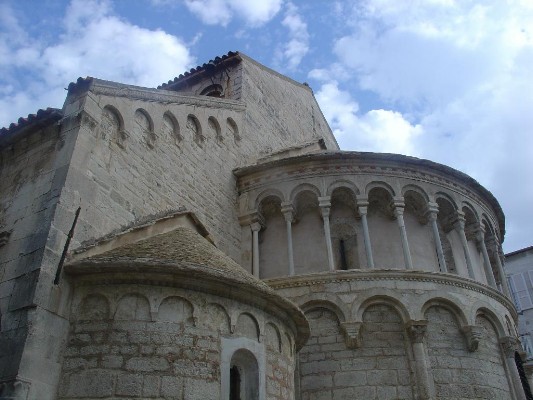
(0, 107), (63, 141)
(73, 226), (263, 289)
(157, 50), (240, 90)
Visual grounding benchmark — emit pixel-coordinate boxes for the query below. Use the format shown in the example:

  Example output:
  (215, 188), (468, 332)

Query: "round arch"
(421, 297), (468, 327)
(290, 182), (322, 202)
(326, 179), (360, 197)
(354, 293), (411, 323)
(365, 181), (396, 197)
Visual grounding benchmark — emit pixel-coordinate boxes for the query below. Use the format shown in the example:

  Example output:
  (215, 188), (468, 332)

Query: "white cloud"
(0, 0), (194, 127)
(184, 0), (282, 27)
(313, 0), (533, 251)
(280, 2), (309, 70)
(314, 81), (422, 155)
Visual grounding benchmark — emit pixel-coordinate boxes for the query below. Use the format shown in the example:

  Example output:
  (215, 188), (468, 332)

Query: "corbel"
(340, 321), (363, 349)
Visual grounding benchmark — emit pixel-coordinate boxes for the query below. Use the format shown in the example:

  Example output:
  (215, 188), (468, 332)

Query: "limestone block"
(116, 373), (143, 396)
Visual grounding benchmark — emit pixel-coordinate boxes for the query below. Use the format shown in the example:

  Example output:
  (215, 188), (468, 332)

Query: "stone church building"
(0, 51), (530, 399)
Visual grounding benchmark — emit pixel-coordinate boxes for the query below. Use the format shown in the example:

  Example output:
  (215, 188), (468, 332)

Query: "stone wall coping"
(65, 260), (309, 349)
(234, 151), (505, 239)
(68, 77), (247, 111)
(264, 268), (517, 320)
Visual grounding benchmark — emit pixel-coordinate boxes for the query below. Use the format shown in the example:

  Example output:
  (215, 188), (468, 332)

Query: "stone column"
(476, 226), (497, 288)
(500, 336), (527, 400)
(392, 198), (413, 269)
(406, 320), (436, 400)
(426, 202), (447, 273)
(251, 222), (262, 278)
(488, 239), (512, 297)
(454, 212), (475, 279)
(281, 201), (295, 276)
(356, 197), (374, 268)
(319, 196), (335, 271)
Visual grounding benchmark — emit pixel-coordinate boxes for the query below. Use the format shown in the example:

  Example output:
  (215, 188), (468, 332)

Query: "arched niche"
(161, 111), (182, 145)
(435, 196), (458, 274)
(134, 108), (156, 148)
(472, 314), (513, 398)
(265, 322), (281, 353)
(235, 313), (260, 341)
(292, 189), (327, 274)
(208, 116), (223, 143)
(204, 303), (231, 334)
(114, 293), (151, 321)
(367, 187), (403, 269)
(404, 189), (438, 271)
(360, 303), (415, 397)
(157, 296), (194, 325)
(424, 304), (473, 398)
(330, 187), (361, 270)
(100, 105), (126, 147)
(187, 114), (204, 145)
(258, 195), (288, 279)
(77, 293), (110, 321)
(227, 117), (240, 141)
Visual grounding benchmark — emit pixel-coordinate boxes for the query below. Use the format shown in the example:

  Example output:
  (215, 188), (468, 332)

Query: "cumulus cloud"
(314, 81), (422, 155)
(317, 0), (533, 250)
(280, 2), (309, 70)
(0, 0), (194, 127)
(184, 0), (282, 27)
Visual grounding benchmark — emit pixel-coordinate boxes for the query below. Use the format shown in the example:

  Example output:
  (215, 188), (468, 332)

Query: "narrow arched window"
(230, 349), (259, 400)
(230, 366), (241, 400)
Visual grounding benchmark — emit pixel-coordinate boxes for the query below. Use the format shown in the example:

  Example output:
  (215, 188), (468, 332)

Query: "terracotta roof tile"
(157, 50), (240, 90)
(0, 107), (63, 142)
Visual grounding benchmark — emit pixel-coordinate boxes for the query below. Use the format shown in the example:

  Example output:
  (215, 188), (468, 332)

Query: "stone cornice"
(265, 269), (517, 320)
(88, 79), (246, 111)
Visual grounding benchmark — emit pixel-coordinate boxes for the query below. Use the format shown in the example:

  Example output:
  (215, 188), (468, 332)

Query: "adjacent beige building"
(0, 51), (529, 399)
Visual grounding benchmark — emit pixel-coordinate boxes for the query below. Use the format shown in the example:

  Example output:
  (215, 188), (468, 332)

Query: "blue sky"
(1, 0), (532, 253)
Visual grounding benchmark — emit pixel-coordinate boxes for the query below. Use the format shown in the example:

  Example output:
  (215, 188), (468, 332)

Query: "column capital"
(391, 197), (405, 219)
(475, 224), (486, 242)
(461, 325), (483, 352)
(356, 195), (369, 206)
(453, 211), (466, 231)
(319, 196), (331, 219)
(238, 210), (265, 227)
(425, 202), (439, 220)
(250, 222), (262, 232)
(406, 320), (428, 343)
(340, 321), (363, 349)
(318, 196), (331, 208)
(281, 201), (295, 223)
(486, 236), (502, 253)
(391, 196), (405, 209)
(500, 336), (520, 358)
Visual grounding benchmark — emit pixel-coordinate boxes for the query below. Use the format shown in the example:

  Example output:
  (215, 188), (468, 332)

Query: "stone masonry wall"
(58, 284), (295, 400)
(298, 305), (415, 400)
(241, 57), (338, 158)
(269, 271), (517, 400)
(426, 307), (512, 399)
(0, 119), (77, 392)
